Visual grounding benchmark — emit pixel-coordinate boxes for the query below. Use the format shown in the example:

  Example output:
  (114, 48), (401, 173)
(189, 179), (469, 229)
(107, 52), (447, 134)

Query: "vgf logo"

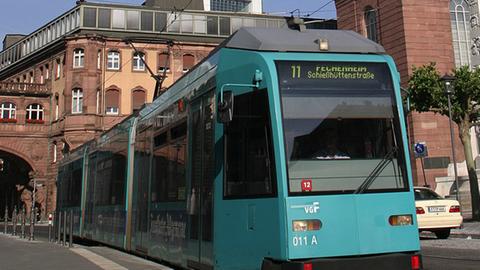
(291, 202), (320, 214)
(304, 202), (320, 214)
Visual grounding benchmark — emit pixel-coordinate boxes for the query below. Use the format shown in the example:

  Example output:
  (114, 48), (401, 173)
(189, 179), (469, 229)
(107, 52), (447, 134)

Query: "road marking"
(70, 248), (128, 270)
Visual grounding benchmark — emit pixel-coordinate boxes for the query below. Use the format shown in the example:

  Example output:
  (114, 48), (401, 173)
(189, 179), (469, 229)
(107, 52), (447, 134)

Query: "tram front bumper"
(261, 252), (422, 270)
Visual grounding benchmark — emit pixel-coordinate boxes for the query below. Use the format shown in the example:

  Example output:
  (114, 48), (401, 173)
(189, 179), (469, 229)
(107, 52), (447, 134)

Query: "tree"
(408, 63), (480, 221)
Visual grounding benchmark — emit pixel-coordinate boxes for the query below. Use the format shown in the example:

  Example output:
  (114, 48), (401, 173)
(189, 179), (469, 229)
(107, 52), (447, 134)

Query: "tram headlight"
(388, 215), (413, 226)
(292, 219), (321, 231)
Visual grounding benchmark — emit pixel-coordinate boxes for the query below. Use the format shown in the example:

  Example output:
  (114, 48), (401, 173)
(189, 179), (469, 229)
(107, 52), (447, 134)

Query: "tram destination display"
(276, 61), (393, 91)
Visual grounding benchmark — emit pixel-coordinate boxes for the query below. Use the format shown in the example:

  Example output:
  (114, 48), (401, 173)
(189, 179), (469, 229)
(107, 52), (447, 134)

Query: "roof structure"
(225, 27), (386, 54)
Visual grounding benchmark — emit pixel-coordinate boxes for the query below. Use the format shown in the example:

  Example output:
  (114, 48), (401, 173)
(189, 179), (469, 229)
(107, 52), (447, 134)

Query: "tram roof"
(224, 27), (386, 54)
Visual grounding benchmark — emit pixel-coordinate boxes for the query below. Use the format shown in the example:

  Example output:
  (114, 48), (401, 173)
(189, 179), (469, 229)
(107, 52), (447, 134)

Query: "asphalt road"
(421, 236), (480, 270)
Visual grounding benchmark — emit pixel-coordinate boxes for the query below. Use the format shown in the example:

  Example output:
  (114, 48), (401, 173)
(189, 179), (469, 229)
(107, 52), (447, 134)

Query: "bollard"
(29, 206), (35, 241)
(21, 207), (25, 239)
(69, 210), (73, 248)
(48, 213), (53, 242)
(3, 207), (8, 234)
(57, 211), (61, 244)
(63, 210), (67, 246)
(12, 207), (17, 236)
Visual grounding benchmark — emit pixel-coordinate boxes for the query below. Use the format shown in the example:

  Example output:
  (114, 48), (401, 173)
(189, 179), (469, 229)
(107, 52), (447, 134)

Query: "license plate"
(428, 206), (446, 212)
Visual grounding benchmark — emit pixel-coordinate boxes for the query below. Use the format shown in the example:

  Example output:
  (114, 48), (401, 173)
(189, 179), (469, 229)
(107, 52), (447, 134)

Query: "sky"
(0, 0), (336, 42)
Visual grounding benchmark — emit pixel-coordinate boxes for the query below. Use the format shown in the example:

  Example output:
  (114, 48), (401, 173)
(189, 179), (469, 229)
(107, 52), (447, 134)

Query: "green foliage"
(407, 63), (480, 125)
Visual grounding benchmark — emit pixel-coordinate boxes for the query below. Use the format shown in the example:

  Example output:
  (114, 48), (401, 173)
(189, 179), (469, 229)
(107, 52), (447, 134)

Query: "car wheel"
(434, 229), (451, 239)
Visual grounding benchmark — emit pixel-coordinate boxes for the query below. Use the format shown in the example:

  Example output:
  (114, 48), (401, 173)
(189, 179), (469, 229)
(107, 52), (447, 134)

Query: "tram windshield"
(276, 61), (408, 194)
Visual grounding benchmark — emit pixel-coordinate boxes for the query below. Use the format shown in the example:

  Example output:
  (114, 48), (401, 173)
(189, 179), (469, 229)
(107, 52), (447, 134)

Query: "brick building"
(334, 0), (480, 191)
(0, 0), (299, 217)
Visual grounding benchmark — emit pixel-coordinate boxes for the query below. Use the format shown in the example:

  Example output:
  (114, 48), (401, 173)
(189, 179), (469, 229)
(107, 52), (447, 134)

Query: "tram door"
(187, 91), (215, 269)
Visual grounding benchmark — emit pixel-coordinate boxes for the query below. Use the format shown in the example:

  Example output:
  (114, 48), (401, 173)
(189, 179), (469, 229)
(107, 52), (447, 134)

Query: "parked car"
(414, 186), (463, 239)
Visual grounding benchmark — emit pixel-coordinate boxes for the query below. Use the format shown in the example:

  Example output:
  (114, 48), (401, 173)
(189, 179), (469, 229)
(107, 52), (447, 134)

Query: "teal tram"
(56, 27), (422, 270)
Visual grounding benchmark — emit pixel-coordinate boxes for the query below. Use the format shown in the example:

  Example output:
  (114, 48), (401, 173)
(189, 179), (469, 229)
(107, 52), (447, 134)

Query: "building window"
(45, 64), (50, 79)
(107, 51), (121, 70)
(56, 58), (61, 79)
(73, 48), (85, 68)
(72, 88), (83, 114)
(0, 102), (16, 122)
(26, 103), (44, 123)
(29, 71), (34, 83)
(96, 89), (100, 114)
(364, 6), (378, 43)
(97, 50), (102, 69)
(40, 67), (44, 84)
(132, 89), (146, 112)
(450, 0), (472, 67)
(55, 95), (59, 120)
(211, 0), (250, 12)
(133, 52), (145, 71)
(105, 89), (119, 115)
(158, 52), (170, 73)
(53, 143), (57, 163)
(182, 54), (194, 73)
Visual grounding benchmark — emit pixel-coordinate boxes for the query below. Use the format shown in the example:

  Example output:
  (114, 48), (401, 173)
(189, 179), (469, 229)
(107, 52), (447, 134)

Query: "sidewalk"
(0, 233), (102, 270)
(451, 220), (480, 238)
(0, 233), (172, 270)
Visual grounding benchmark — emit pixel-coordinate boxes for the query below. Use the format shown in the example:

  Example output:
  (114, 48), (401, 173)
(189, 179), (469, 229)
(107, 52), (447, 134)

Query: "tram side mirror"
(218, 91), (234, 123)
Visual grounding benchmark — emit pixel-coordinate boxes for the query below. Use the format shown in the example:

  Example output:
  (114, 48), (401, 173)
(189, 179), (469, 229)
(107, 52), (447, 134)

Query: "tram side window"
(95, 151), (126, 206)
(224, 90), (276, 198)
(70, 164), (82, 206)
(151, 121), (187, 202)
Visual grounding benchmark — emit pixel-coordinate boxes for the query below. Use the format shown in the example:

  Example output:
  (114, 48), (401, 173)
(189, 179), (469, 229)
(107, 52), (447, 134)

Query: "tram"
(56, 27), (422, 270)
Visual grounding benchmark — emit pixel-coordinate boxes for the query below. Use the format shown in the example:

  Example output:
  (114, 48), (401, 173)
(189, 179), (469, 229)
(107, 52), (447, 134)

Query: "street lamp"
(441, 74), (460, 202)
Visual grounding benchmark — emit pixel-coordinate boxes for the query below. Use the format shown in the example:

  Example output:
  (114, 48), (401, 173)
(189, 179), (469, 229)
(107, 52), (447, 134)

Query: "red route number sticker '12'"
(301, 179), (312, 192)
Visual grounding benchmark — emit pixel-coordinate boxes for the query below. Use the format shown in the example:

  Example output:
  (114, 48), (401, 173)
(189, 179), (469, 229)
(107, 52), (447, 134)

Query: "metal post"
(63, 211), (67, 246)
(69, 210), (73, 247)
(4, 207), (8, 234)
(447, 94), (461, 202)
(21, 206), (25, 238)
(29, 207), (35, 241)
(57, 211), (61, 244)
(48, 214), (52, 243)
(12, 207), (17, 236)
(29, 177), (36, 241)
(51, 212), (55, 242)
(420, 157), (428, 187)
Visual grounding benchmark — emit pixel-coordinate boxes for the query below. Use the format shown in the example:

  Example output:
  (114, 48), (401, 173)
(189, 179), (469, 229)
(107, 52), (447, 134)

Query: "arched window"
(96, 89), (101, 114)
(39, 67), (44, 84)
(107, 51), (121, 70)
(73, 48), (84, 68)
(72, 88), (83, 114)
(364, 6), (378, 43)
(133, 52), (146, 71)
(450, 0), (471, 67)
(97, 50), (102, 69)
(158, 52), (170, 73)
(26, 103), (44, 122)
(132, 89), (146, 112)
(183, 54), (194, 73)
(105, 88), (120, 115)
(0, 102), (16, 121)
(53, 142), (57, 163)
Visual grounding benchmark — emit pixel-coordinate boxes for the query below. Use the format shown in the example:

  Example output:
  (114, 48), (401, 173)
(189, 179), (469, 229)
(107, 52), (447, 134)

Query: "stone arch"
(0, 148), (35, 219)
(0, 145), (36, 172)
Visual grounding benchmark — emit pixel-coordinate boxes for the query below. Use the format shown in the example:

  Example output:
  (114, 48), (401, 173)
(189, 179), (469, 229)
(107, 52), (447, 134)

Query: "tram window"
(154, 131), (167, 147)
(171, 122), (187, 140)
(224, 90), (276, 198)
(151, 120), (187, 202)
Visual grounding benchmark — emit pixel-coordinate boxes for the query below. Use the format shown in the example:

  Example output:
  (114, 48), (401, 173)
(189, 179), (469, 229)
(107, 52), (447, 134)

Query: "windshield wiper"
(354, 147), (398, 194)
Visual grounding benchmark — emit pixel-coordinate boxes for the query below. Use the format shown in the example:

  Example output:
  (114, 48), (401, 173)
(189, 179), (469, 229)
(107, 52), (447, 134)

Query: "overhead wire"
(306, 0), (335, 17)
